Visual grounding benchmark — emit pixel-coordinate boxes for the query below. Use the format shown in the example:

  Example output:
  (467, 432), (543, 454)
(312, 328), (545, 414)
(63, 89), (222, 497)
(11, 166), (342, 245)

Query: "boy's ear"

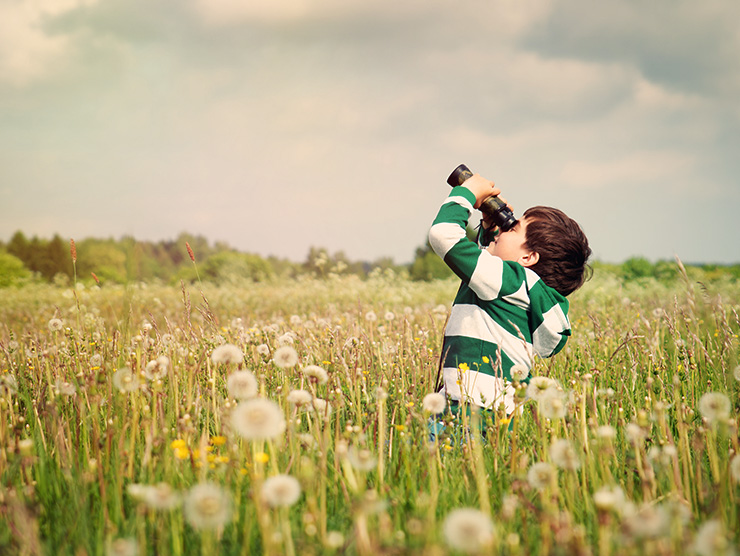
(518, 250), (539, 268)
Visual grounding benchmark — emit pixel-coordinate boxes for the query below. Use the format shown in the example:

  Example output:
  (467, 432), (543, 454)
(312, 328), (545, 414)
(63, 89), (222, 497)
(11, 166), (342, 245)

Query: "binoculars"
(447, 164), (518, 232)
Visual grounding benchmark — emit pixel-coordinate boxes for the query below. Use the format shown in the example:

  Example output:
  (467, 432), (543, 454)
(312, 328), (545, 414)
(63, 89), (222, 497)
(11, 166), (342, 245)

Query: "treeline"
(0, 231), (404, 287)
(1, 230), (740, 288)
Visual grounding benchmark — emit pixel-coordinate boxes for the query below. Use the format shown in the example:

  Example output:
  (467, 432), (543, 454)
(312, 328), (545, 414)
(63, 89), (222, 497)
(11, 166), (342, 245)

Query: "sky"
(1, 0), (739, 265)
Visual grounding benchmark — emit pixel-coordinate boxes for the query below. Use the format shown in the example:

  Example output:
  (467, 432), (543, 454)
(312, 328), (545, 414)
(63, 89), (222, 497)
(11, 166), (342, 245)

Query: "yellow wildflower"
(210, 436), (227, 446)
(254, 452), (270, 463)
(458, 363), (469, 372)
(171, 439), (187, 450)
(482, 356), (489, 364)
(174, 447), (190, 460)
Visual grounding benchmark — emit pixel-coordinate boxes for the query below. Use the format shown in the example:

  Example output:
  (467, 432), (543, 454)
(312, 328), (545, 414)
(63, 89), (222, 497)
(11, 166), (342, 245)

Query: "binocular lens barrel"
(446, 164), (518, 232)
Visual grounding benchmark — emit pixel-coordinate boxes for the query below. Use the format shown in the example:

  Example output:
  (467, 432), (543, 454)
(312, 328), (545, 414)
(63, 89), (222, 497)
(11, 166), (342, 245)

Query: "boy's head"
(487, 206), (591, 296)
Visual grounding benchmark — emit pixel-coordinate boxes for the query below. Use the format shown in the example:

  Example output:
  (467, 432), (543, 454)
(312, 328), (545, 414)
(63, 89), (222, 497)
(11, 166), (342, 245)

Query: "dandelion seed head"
(527, 462), (555, 491)
(144, 483), (181, 511)
(211, 344), (244, 365)
(48, 318), (64, 332)
(312, 398), (332, 418)
(384, 311), (395, 321)
(54, 379), (76, 396)
(422, 392), (446, 414)
(256, 344), (270, 356)
(733, 365), (740, 383)
(144, 356), (169, 381)
(113, 367), (139, 393)
(364, 311), (377, 322)
(287, 389), (313, 406)
(540, 390), (567, 420)
(277, 333), (295, 346)
(510, 364), (529, 382)
(593, 486), (625, 512)
(595, 425), (617, 440)
(550, 438), (580, 470)
(226, 370), (258, 400)
(730, 454), (740, 483)
(348, 446), (377, 471)
(625, 423), (646, 444)
(261, 474), (301, 507)
(302, 364), (329, 384)
(442, 508), (495, 554)
(183, 483), (232, 530)
(698, 392), (731, 423)
(325, 531), (344, 549)
(107, 537), (137, 556)
(0, 374), (18, 395)
(526, 376), (558, 402)
(692, 519), (729, 556)
(273, 346), (299, 368)
(231, 398), (286, 441)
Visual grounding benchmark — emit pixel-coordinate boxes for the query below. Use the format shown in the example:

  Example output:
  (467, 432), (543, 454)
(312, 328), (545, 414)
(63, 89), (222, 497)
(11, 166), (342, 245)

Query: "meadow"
(0, 263), (739, 555)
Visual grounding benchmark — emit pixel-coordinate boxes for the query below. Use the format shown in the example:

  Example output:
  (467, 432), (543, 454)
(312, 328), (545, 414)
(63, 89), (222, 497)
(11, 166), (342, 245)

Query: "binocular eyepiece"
(447, 164), (518, 232)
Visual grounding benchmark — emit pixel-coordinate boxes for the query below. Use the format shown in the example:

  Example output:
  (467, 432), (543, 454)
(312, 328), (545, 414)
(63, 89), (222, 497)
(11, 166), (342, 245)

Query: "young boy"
(429, 172), (591, 417)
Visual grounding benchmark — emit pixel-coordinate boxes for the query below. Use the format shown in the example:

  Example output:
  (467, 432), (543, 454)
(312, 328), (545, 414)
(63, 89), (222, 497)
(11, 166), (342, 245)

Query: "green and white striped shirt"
(429, 187), (570, 414)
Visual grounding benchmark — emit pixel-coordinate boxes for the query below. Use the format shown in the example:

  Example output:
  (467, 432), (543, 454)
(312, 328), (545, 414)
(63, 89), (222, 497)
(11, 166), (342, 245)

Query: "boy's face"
(486, 217), (539, 267)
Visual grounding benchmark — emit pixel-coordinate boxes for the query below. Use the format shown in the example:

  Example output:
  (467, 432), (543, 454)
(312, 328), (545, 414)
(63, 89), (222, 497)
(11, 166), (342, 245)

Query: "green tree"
(621, 257), (654, 280)
(409, 242), (453, 281)
(0, 251), (32, 287)
(199, 251), (275, 284)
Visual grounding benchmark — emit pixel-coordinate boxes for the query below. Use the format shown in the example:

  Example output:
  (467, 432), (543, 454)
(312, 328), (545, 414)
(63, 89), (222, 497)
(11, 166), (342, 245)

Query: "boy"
(429, 172), (591, 417)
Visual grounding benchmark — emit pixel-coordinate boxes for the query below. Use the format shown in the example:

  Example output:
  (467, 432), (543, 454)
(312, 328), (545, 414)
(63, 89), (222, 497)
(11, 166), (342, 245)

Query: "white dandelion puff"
(211, 344), (244, 365)
(526, 376), (559, 402)
(273, 346), (299, 368)
(692, 519), (730, 556)
(622, 503), (669, 540)
(302, 364), (329, 385)
(422, 392), (446, 414)
(550, 438), (580, 471)
(364, 311), (377, 322)
(312, 398), (332, 418)
(183, 483), (232, 530)
(144, 483), (181, 511)
(144, 356), (170, 380)
(733, 365), (740, 383)
(540, 390), (567, 420)
(527, 462), (556, 491)
(698, 392), (731, 423)
(384, 311), (395, 321)
(107, 537), (138, 556)
(231, 398), (286, 441)
(54, 379), (76, 396)
(347, 446), (377, 471)
(113, 367), (140, 393)
(510, 364), (529, 382)
(625, 423), (646, 444)
(226, 370), (258, 400)
(593, 486), (625, 512)
(730, 454), (740, 483)
(286, 389), (313, 407)
(442, 508), (495, 554)
(277, 333), (295, 346)
(256, 344), (270, 357)
(261, 474), (302, 507)
(48, 318), (64, 332)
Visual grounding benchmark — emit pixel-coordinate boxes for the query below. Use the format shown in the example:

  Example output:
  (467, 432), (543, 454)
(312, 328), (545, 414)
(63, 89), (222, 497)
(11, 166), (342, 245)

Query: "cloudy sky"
(1, 0), (739, 265)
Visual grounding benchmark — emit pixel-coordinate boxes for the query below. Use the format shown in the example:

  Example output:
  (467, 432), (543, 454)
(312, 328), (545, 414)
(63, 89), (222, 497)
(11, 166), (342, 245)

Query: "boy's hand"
(462, 174), (502, 210)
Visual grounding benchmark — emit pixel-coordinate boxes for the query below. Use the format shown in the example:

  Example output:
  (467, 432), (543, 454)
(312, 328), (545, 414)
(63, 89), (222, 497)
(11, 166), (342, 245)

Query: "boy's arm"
(428, 182), (521, 302)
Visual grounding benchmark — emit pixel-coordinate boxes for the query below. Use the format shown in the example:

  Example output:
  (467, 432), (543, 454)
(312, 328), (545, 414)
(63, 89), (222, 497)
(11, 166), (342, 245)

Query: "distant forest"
(1, 230), (739, 288)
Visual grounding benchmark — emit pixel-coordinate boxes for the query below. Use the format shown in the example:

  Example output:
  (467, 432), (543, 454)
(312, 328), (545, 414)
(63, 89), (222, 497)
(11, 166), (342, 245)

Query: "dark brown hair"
(522, 206), (592, 296)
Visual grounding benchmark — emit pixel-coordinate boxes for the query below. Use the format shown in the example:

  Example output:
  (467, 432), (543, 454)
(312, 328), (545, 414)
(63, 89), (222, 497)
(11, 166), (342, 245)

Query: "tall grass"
(0, 268), (738, 555)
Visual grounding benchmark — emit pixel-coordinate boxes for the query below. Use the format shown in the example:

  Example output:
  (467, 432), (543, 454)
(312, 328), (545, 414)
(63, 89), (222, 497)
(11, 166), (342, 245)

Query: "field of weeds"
(1, 267), (739, 555)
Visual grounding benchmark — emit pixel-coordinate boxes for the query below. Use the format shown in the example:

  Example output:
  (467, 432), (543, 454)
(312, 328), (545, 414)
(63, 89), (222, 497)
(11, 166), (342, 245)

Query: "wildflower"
(302, 364), (329, 385)
(526, 376), (559, 402)
(113, 367), (139, 393)
(442, 508), (495, 554)
(54, 379), (76, 396)
(698, 392), (731, 423)
(256, 344), (270, 356)
(510, 364), (529, 382)
(226, 370), (258, 400)
(277, 333), (295, 346)
(211, 344), (244, 365)
(144, 356), (169, 380)
(527, 462), (556, 491)
(231, 398), (286, 441)
(325, 531), (345, 549)
(254, 452), (270, 463)
(107, 537), (138, 556)
(540, 390), (567, 420)
(422, 392), (446, 414)
(550, 438), (580, 470)
(183, 483), (232, 530)
(365, 311), (377, 322)
(312, 398), (332, 418)
(622, 503), (669, 540)
(692, 519), (730, 556)
(210, 436), (227, 446)
(384, 311), (395, 321)
(18, 438), (34, 457)
(48, 318), (64, 332)
(144, 483), (181, 511)
(730, 454), (740, 483)
(593, 486), (625, 512)
(347, 446), (377, 471)
(733, 365), (740, 382)
(287, 389), (313, 407)
(0, 374), (18, 395)
(127, 483), (149, 502)
(595, 425), (617, 440)
(261, 474), (302, 507)
(290, 315), (302, 325)
(625, 423), (646, 444)
(273, 346), (299, 368)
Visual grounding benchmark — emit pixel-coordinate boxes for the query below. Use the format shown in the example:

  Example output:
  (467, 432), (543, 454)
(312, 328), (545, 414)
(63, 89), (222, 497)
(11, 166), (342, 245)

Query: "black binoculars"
(447, 164), (518, 232)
